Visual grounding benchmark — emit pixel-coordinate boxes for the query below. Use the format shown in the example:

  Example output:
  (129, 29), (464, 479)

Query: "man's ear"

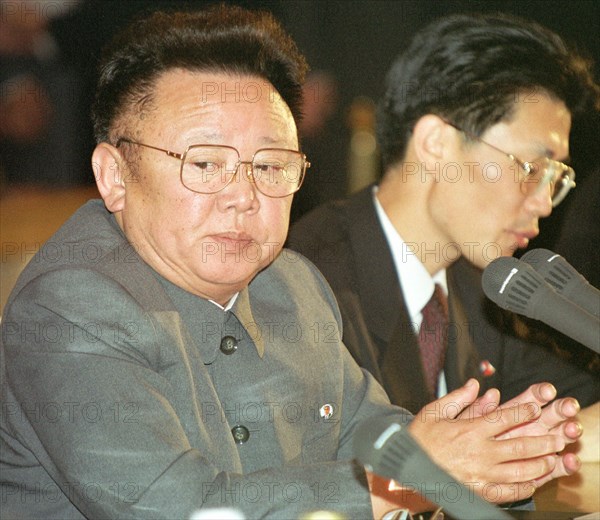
(92, 143), (128, 213)
(411, 114), (449, 169)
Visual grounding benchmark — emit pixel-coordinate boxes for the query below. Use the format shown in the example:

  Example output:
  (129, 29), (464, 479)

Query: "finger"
(559, 452), (581, 475)
(495, 399), (582, 441)
(529, 398), (580, 435)
(460, 388), (500, 419)
(499, 383), (557, 411)
(441, 377), (480, 419)
(529, 382), (558, 405)
(483, 455), (557, 485)
(546, 419), (583, 443)
(543, 397), (580, 423)
(493, 435), (565, 466)
(479, 402), (543, 438)
(563, 420), (583, 441)
(532, 453), (581, 488)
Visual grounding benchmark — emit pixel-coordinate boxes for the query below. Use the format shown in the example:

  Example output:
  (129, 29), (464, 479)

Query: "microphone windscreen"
(483, 256), (600, 352)
(353, 416), (416, 476)
(481, 257), (546, 316)
(521, 248), (600, 318)
(353, 416), (511, 519)
(520, 248), (582, 297)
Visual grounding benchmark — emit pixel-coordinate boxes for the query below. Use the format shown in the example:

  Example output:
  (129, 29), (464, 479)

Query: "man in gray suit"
(0, 7), (586, 519)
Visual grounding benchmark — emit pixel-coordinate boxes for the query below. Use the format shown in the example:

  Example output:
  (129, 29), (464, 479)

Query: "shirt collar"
(209, 293), (239, 311)
(372, 187), (447, 325)
(231, 288), (265, 358)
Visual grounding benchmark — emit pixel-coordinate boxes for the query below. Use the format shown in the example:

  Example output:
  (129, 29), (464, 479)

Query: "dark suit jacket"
(288, 186), (599, 413)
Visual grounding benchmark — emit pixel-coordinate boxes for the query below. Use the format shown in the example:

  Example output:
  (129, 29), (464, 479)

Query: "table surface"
(534, 462), (599, 515)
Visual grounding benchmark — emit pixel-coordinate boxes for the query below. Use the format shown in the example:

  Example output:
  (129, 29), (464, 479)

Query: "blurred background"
(1, 0), (599, 311)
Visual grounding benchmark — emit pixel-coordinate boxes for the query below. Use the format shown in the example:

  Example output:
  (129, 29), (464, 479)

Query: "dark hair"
(377, 13), (599, 168)
(91, 5), (308, 143)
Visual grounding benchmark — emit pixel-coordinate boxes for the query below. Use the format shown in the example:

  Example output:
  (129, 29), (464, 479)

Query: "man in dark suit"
(289, 13), (599, 437)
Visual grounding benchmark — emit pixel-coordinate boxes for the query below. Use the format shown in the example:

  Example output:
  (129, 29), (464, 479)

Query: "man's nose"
(524, 180), (553, 218)
(216, 162), (260, 213)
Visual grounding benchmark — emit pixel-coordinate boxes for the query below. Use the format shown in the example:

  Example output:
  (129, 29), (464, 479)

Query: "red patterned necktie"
(419, 284), (449, 398)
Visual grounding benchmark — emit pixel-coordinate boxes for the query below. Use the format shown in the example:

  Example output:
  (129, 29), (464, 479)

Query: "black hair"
(377, 13), (599, 168)
(91, 5), (308, 143)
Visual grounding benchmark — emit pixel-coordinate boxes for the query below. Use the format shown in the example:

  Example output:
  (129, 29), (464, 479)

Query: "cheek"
(141, 187), (213, 243)
(262, 197), (292, 240)
(432, 178), (506, 242)
(251, 199), (291, 266)
(261, 210), (290, 266)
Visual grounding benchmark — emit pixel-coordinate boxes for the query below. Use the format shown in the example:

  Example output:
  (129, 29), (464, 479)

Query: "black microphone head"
(482, 256), (549, 317)
(520, 248), (556, 267)
(521, 248), (600, 319)
(353, 415), (418, 479)
(353, 416), (513, 519)
(521, 248), (581, 292)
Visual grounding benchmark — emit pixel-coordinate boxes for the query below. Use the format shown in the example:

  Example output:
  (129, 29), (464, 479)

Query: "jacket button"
(231, 425), (250, 444)
(220, 336), (238, 355)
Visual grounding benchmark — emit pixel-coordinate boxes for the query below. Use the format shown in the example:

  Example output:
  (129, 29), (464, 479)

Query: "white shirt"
(210, 293), (239, 311)
(373, 188), (449, 397)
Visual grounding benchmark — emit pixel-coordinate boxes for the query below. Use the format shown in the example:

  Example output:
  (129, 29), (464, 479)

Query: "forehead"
(485, 93), (571, 159)
(130, 69), (297, 143)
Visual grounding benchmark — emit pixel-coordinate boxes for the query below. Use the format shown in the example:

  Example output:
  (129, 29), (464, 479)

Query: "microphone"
(520, 248), (600, 318)
(353, 416), (510, 519)
(482, 257), (600, 353)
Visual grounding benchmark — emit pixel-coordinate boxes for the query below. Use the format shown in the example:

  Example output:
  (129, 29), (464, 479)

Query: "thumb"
(440, 378), (480, 419)
(416, 378), (480, 421)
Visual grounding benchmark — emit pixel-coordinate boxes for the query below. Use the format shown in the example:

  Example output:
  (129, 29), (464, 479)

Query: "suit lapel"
(341, 187), (430, 411)
(445, 260), (486, 391)
(343, 187), (401, 342)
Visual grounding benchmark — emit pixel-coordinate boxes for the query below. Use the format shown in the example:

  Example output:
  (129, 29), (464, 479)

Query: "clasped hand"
(407, 379), (581, 504)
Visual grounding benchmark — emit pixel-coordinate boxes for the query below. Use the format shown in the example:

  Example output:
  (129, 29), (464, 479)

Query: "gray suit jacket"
(288, 186), (599, 413)
(1, 200), (409, 519)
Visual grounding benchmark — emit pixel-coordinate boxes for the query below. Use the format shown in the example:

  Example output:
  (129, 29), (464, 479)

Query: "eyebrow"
(543, 149), (572, 164)
(529, 142), (571, 164)
(193, 132), (223, 141)
(258, 136), (287, 146)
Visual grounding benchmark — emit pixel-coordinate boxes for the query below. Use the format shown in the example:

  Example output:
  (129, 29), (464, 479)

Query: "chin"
(502, 245), (519, 258)
(208, 262), (265, 286)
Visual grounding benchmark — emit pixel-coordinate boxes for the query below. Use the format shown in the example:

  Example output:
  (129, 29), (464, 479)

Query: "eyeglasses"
(116, 138), (310, 198)
(445, 122), (576, 207)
